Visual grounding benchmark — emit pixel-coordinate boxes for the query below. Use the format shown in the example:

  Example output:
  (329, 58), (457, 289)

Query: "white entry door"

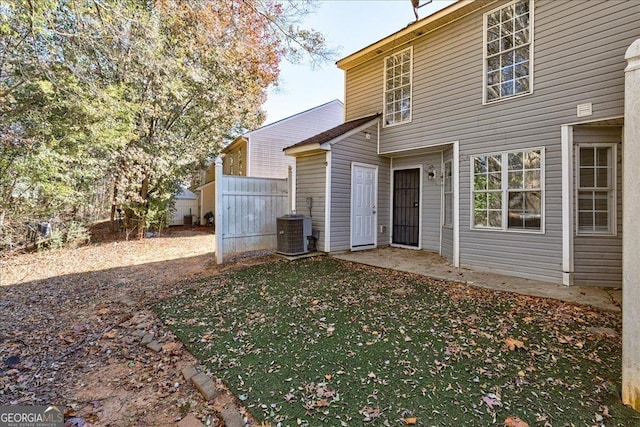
(351, 163), (377, 248)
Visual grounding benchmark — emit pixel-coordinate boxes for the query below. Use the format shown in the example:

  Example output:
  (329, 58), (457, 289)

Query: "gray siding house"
(285, 0), (640, 287)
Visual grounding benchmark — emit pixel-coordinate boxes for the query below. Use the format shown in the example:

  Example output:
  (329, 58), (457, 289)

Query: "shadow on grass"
(155, 257), (639, 426)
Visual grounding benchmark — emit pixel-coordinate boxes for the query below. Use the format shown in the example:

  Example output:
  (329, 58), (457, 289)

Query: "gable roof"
(284, 114), (380, 155)
(221, 99), (344, 154)
(337, 0), (487, 71)
(248, 99), (343, 136)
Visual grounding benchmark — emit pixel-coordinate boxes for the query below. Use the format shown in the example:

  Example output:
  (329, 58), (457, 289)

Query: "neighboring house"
(285, 0), (640, 287)
(195, 99), (344, 225)
(168, 186), (198, 226)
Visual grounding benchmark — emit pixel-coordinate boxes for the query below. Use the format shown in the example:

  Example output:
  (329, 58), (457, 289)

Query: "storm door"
(392, 168), (420, 247)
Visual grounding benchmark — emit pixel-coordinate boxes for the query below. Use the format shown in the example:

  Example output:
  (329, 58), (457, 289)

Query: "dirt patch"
(0, 222), (268, 426)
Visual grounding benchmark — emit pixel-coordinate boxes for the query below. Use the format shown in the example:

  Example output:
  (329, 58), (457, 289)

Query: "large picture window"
(384, 47), (412, 126)
(576, 144), (616, 235)
(484, 0), (532, 103)
(472, 148), (543, 231)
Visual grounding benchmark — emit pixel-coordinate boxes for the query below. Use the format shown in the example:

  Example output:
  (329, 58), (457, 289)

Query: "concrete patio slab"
(332, 247), (622, 313)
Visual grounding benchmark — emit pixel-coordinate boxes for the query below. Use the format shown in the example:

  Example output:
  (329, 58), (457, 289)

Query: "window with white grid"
(484, 0), (532, 103)
(443, 161), (453, 226)
(472, 148), (543, 232)
(384, 47), (412, 126)
(577, 144), (616, 235)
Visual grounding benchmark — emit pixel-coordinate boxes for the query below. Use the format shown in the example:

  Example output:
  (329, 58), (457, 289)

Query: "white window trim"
(574, 143), (618, 237)
(382, 46), (413, 128)
(482, 0), (535, 105)
(442, 159), (453, 228)
(469, 147), (545, 234)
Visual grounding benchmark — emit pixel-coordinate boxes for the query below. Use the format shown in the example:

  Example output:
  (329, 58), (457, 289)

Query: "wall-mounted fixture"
(364, 131), (371, 140)
(426, 164), (436, 180)
(305, 197), (313, 217)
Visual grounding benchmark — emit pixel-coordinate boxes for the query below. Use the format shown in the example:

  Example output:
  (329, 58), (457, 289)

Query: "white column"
(287, 165), (293, 214)
(623, 38), (640, 412)
(214, 156), (224, 265)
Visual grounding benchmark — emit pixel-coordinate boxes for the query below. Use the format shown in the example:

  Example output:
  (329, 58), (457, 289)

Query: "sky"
(262, 0), (456, 125)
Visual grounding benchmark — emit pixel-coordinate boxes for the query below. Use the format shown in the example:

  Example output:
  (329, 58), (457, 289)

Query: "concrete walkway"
(332, 247), (622, 313)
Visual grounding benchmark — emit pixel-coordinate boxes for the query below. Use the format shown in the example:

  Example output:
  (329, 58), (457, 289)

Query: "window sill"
(483, 90), (533, 106)
(383, 118), (412, 129)
(575, 232), (618, 238)
(470, 226), (545, 235)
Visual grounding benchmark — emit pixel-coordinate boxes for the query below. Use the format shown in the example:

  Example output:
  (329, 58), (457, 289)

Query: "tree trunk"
(136, 176), (149, 240)
(110, 179), (119, 233)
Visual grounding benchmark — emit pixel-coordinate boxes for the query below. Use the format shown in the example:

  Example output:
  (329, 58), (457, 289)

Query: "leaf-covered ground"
(156, 257), (639, 426)
(0, 224), (261, 426)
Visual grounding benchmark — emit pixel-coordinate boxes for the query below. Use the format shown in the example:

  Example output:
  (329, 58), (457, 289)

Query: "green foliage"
(0, 0), (332, 244)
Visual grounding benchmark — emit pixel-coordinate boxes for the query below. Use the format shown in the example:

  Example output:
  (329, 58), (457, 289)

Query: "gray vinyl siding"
(248, 100), (343, 179)
(392, 152), (442, 253)
(330, 123), (391, 252)
(573, 126), (622, 287)
(343, 0), (639, 283)
(295, 153), (327, 251)
(441, 147), (454, 262)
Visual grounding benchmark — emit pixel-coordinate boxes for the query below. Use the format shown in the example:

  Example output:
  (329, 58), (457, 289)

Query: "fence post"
(623, 38), (640, 412)
(287, 165), (293, 214)
(215, 156), (224, 265)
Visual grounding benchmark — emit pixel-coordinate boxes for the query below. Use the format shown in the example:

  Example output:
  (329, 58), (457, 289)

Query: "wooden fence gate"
(214, 157), (290, 263)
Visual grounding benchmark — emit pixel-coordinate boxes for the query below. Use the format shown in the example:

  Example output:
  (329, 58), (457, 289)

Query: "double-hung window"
(576, 144), (616, 235)
(384, 47), (412, 126)
(484, 0), (533, 103)
(443, 161), (453, 226)
(472, 148), (543, 231)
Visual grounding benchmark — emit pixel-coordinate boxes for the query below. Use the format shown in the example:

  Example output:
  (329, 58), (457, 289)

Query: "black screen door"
(393, 169), (420, 247)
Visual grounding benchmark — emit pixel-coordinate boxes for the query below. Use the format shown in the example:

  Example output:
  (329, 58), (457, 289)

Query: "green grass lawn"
(155, 258), (638, 426)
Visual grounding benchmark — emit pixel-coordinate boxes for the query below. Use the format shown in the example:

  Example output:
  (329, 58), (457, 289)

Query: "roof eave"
(284, 142), (331, 157)
(221, 136), (248, 153)
(336, 0), (483, 71)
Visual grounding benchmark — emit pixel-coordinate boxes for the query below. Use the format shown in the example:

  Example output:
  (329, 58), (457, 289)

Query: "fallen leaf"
(316, 399), (329, 407)
(161, 342), (181, 352)
(504, 416), (529, 427)
(103, 330), (118, 339)
(405, 417), (417, 425)
(504, 338), (525, 351)
(482, 393), (502, 409)
(324, 374), (333, 380)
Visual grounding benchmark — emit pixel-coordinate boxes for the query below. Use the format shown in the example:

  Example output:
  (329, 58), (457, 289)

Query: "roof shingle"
(284, 114), (380, 151)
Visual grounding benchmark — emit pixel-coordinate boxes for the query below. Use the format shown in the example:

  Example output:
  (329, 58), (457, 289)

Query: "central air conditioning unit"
(277, 214), (312, 256)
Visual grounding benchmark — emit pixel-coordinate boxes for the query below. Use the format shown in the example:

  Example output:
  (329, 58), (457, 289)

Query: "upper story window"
(484, 0), (533, 103)
(384, 47), (412, 126)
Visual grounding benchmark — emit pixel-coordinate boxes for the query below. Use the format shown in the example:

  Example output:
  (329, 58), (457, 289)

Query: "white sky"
(262, 0), (456, 125)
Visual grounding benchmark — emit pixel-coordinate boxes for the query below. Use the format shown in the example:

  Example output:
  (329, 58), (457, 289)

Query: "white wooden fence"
(214, 157), (291, 263)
